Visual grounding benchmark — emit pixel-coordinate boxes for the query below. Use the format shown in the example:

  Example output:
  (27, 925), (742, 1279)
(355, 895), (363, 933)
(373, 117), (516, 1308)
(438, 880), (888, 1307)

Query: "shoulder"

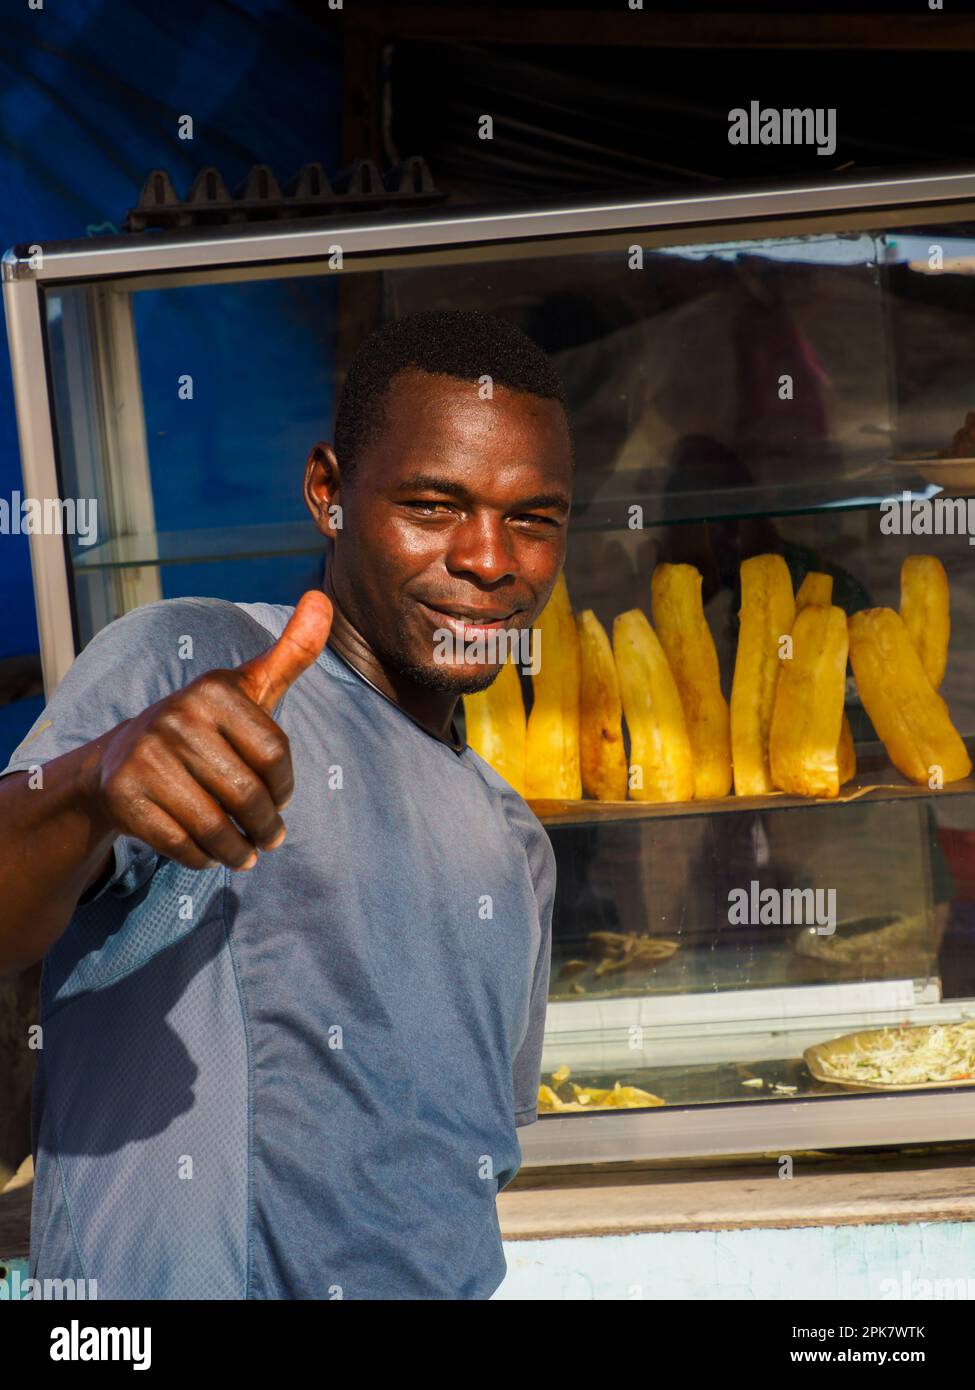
(3, 597), (296, 775)
(83, 596), (290, 668)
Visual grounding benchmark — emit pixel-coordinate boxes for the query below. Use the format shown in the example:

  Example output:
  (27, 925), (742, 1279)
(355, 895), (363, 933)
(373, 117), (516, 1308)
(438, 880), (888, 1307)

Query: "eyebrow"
(393, 471), (571, 514)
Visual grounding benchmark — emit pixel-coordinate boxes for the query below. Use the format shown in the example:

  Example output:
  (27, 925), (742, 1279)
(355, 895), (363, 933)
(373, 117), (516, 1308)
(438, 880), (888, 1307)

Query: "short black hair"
(333, 309), (570, 479)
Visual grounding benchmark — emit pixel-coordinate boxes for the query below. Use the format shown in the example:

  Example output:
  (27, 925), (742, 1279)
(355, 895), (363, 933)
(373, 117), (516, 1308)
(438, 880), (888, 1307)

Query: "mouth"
(418, 600), (521, 641)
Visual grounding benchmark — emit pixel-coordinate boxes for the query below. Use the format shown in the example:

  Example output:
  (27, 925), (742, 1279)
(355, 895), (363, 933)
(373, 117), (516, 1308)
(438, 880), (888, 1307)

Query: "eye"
(515, 513), (561, 528)
(404, 500), (453, 515)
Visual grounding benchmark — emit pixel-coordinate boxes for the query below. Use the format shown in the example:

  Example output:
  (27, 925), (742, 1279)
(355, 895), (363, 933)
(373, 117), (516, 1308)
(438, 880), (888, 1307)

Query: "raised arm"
(0, 592), (332, 975)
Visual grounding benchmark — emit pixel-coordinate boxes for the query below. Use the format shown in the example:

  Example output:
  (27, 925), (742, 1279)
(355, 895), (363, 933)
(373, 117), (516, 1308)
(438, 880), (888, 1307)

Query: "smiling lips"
(420, 601), (519, 639)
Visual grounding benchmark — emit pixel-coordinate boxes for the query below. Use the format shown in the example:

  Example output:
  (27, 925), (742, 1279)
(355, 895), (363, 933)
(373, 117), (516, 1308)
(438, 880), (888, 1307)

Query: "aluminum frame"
(6, 166), (975, 284)
(520, 1087), (975, 1167)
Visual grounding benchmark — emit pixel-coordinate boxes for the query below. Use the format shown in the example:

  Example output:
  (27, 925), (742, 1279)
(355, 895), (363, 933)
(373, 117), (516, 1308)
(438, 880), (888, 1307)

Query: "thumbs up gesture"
(87, 592), (333, 872)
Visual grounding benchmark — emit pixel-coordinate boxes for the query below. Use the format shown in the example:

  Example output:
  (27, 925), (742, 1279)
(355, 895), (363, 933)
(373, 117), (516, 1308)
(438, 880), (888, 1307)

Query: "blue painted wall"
(0, 0), (342, 759)
(5, 1224), (975, 1300)
(496, 1224), (975, 1300)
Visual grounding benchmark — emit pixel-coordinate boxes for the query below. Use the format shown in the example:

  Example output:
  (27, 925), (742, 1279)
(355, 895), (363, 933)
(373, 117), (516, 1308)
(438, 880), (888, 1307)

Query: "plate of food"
(805, 1019), (975, 1091)
(554, 930), (680, 998)
(891, 454), (975, 491)
(794, 912), (936, 976)
(892, 409), (975, 490)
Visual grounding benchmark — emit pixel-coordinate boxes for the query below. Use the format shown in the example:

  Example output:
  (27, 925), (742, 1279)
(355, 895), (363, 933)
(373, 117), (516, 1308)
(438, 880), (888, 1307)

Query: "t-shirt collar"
(318, 642), (467, 756)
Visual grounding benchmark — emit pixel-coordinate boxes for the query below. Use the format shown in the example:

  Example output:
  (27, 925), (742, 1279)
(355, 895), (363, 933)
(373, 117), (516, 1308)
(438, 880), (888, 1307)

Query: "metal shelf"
(68, 467), (938, 571)
(530, 761), (975, 828)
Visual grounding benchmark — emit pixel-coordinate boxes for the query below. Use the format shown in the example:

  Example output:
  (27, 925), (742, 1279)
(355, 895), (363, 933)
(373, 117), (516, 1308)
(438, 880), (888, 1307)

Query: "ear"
(303, 443), (341, 539)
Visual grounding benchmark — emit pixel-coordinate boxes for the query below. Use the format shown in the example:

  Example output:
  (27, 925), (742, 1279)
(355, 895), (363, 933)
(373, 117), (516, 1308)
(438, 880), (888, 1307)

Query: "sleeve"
(0, 596), (269, 904)
(511, 819), (556, 1129)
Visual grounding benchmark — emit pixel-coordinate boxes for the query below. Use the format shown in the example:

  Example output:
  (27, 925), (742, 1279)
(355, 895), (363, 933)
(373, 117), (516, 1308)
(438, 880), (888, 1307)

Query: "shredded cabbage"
(819, 1021), (975, 1086)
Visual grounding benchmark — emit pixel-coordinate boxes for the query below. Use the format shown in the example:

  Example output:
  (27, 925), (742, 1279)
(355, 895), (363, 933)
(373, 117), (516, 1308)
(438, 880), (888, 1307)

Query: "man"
(0, 309), (572, 1300)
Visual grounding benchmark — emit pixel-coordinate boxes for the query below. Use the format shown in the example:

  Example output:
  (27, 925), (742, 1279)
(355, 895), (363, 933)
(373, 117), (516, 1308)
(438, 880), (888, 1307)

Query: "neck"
(320, 559), (460, 745)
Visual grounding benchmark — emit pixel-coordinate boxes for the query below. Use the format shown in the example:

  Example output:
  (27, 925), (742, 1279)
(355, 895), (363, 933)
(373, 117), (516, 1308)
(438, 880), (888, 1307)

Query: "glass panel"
(386, 229), (903, 522)
(46, 276), (339, 644)
(38, 208), (975, 1135)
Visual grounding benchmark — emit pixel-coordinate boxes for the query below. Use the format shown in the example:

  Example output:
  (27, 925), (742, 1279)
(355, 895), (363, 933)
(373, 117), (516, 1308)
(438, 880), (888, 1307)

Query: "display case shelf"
(70, 520), (325, 570)
(68, 471), (944, 572)
(530, 746), (975, 826)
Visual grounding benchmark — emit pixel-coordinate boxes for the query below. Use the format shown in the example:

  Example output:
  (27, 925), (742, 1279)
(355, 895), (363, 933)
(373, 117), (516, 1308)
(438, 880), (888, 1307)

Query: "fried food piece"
(848, 607), (971, 785)
(538, 1068), (665, 1112)
(900, 555), (950, 691)
(463, 658), (527, 796)
(576, 609), (628, 801)
(795, 571), (856, 787)
(730, 555), (796, 795)
(651, 563), (732, 799)
(769, 603), (849, 798)
(612, 609), (694, 802)
(570, 1081), (665, 1109)
(558, 959), (589, 980)
(525, 574), (582, 799)
(837, 712), (857, 786)
(795, 572), (833, 608)
(538, 1084), (571, 1111)
(589, 931), (679, 976)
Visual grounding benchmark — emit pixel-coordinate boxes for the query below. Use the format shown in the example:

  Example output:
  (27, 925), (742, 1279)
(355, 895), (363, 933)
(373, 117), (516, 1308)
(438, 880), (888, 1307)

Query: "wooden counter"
(499, 1147), (975, 1241)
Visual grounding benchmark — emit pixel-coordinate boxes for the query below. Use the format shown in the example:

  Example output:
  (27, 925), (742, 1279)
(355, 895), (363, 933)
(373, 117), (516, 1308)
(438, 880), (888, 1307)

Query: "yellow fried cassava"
(730, 554), (796, 795)
(463, 658), (527, 797)
(900, 554), (950, 691)
(651, 563), (731, 799)
(576, 609), (628, 801)
(848, 607), (971, 786)
(769, 603), (849, 799)
(525, 574), (582, 799)
(613, 608), (694, 803)
(795, 571), (856, 787)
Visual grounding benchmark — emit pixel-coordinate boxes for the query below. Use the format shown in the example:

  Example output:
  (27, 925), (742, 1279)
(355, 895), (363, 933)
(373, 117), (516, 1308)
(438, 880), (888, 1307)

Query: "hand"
(86, 591), (333, 871)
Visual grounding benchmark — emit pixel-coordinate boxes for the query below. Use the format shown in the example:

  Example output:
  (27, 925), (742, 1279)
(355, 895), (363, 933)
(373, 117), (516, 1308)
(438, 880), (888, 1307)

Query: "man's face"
(324, 367), (572, 694)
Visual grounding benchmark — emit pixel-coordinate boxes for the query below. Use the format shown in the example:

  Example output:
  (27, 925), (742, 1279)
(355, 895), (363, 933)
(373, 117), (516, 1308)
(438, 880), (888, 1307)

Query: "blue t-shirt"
(2, 598), (555, 1300)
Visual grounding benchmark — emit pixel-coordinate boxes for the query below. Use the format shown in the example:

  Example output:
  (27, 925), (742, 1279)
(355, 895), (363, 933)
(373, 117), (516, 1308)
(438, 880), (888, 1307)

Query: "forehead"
(371, 367), (570, 469)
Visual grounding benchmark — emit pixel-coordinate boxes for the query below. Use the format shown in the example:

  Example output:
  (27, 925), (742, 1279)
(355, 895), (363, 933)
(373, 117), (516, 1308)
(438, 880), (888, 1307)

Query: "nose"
(444, 512), (517, 585)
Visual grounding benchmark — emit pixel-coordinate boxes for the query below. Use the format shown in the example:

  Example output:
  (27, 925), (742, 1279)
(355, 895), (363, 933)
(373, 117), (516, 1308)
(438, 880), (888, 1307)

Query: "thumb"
(236, 590), (334, 712)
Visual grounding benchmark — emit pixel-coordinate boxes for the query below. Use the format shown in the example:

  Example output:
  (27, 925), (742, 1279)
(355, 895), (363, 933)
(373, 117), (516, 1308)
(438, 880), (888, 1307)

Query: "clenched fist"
(87, 591), (333, 872)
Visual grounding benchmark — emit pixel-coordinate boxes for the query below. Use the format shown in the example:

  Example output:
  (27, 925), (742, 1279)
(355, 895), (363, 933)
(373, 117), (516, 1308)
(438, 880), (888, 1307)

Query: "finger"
(170, 728), (286, 851)
(114, 797), (220, 873)
(204, 680), (296, 809)
(235, 591), (333, 713)
(141, 754), (263, 870)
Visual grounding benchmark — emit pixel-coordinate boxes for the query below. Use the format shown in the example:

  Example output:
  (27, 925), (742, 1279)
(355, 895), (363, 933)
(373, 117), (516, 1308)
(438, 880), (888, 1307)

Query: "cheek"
(346, 538), (428, 636)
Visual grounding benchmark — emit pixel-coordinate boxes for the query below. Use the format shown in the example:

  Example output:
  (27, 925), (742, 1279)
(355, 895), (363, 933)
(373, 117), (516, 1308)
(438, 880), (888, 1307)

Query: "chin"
(399, 654), (503, 695)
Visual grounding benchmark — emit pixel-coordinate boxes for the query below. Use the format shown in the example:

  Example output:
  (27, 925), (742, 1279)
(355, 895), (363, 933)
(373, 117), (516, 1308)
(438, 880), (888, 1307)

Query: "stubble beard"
(390, 645), (504, 695)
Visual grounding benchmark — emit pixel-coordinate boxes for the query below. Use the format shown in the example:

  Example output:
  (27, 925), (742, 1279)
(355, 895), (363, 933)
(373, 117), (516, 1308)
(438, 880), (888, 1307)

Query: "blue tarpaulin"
(0, 0), (341, 756)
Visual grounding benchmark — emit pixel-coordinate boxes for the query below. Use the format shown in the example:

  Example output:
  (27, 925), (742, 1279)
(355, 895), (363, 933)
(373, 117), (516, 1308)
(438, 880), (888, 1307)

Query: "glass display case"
(6, 169), (975, 1166)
